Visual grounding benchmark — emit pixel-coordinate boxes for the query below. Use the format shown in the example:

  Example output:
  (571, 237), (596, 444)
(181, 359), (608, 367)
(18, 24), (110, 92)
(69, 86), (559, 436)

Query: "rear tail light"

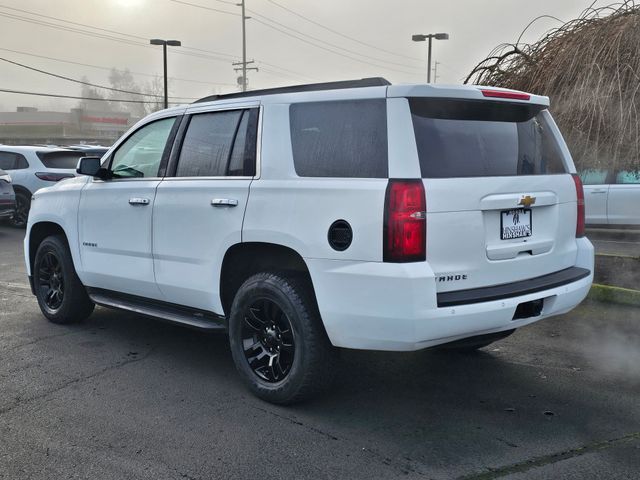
(480, 89), (531, 101)
(35, 172), (75, 182)
(571, 173), (585, 238)
(383, 179), (426, 262)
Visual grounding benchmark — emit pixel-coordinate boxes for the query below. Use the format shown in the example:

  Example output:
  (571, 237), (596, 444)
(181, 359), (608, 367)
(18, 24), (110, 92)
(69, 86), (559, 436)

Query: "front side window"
(176, 109), (257, 177)
(110, 117), (176, 178)
(0, 152), (28, 170)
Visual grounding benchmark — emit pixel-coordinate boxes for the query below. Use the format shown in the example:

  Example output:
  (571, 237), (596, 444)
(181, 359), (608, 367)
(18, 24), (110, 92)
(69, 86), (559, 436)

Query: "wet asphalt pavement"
(1, 224), (639, 479)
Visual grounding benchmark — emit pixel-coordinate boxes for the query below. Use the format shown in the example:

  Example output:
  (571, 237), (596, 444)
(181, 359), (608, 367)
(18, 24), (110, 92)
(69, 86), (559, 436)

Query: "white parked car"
(0, 146), (88, 227)
(580, 168), (640, 226)
(23, 79), (594, 404)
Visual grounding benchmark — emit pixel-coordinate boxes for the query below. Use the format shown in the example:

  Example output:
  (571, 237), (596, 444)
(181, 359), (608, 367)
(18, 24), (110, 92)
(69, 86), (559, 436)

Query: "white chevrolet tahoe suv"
(24, 78), (594, 404)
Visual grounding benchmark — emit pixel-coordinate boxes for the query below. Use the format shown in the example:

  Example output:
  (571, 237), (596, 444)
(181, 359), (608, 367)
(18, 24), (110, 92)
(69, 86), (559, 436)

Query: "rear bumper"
(306, 237), (594, 351)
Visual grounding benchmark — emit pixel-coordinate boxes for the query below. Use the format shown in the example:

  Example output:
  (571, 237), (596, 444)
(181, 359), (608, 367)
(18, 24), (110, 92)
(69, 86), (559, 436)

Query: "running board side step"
(87, 288), (226, 331)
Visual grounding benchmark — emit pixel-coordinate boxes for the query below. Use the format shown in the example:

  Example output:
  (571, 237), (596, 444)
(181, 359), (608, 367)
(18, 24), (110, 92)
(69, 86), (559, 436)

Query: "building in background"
(0, 107), (136, 146)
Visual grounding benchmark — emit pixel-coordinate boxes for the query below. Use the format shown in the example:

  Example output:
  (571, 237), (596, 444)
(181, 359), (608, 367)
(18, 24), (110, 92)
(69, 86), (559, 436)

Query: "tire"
(228, 272), (336, 404)
(33, 235), (94, 324)
(9, 190), (30, 228)
(436, 329), (516, 353)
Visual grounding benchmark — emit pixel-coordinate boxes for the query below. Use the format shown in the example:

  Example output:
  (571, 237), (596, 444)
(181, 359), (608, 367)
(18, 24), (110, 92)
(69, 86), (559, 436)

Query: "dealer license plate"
(501, 209), (532, 240)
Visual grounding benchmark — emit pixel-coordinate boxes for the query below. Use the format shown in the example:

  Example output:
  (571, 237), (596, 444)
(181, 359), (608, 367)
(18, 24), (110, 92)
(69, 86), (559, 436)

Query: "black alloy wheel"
(37, 251), (65, 311)
(228, 272), (336, 404)
(240, 298), (296, 383)
(33, 235), (94, 324)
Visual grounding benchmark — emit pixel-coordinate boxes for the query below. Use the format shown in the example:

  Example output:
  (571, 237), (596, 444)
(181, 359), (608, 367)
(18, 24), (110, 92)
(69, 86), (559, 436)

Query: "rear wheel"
(228, 272), (335, 404)
(436, 329), (516, 352)
(33, 235), (94, 324)
(9, 191), (30, 228)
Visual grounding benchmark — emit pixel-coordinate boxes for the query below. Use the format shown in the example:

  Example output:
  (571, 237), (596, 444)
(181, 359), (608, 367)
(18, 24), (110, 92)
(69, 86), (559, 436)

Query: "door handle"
(590, 190), (607, 194)
(211, 198), (239, 207)
(129, 197), (150, 205)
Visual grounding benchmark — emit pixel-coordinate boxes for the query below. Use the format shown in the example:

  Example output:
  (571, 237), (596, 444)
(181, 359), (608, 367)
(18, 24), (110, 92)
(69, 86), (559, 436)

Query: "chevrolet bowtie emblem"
(518, 195), (536, 208)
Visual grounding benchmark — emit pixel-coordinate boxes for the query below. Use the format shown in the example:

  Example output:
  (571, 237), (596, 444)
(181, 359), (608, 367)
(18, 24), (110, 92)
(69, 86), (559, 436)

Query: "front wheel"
(228, 272), (336, 404)
(33, 235), (94, 324)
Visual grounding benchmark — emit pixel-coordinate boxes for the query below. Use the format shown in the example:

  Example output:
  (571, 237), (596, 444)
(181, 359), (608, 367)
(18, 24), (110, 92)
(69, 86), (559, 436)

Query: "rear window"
(290, 99), (388, 178)
(37, 151), (85, 169)
(409, 98), (567, 178)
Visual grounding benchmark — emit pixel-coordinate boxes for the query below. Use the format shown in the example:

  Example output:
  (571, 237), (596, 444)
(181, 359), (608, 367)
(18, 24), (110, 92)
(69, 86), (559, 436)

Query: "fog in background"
(0, 0), (598, 112)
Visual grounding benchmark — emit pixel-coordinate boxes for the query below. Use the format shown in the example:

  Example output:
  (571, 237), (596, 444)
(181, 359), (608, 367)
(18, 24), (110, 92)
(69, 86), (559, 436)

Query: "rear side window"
(176, 109), (257, 177)
(37, 151), (85, 169)
(616, 170), (640, 184)
(290, 99), (388, 178)
(0, 151), (28, 170)
(580, 168), (609, 185)
(409, 98), (567, 178)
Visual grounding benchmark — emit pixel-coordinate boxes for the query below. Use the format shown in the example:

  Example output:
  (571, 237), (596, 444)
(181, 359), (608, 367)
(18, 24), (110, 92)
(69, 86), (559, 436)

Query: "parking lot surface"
(1, 225), (639, 479)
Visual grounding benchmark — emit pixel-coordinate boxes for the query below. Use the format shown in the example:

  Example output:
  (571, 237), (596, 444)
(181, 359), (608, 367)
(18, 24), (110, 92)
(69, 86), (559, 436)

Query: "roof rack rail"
(193, 77), (390, 104)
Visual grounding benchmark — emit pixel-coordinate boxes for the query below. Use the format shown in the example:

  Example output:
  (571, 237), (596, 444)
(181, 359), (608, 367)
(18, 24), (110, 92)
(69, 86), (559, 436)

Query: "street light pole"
(150, 38), (182, 109)
(163, 43), (168, 108)
(241, 0), (247, 92)
(412, 32), (449, 83)
(427, 36), (433, 83)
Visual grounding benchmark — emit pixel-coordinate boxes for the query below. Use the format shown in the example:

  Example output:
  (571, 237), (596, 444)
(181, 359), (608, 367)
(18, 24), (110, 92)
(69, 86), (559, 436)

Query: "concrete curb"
(587, 283), (640, 307)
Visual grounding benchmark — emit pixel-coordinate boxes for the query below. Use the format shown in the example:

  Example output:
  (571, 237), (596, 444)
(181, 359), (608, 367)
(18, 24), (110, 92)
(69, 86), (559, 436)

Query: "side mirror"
(76, 157), (107, 179)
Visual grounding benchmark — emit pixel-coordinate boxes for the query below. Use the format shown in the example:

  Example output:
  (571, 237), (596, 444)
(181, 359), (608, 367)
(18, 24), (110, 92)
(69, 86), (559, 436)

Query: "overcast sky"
(0, 0), (598, 112)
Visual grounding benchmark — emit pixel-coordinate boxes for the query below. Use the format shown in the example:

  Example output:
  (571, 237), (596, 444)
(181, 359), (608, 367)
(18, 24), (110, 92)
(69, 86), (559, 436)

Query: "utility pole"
(235, 0), (258, 91)
(433, 61), (441, 83)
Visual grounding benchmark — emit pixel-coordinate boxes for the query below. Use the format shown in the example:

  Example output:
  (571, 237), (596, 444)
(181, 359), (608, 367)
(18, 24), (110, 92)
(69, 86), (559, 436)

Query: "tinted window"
(177, 110), (245, 177)
(111, 117), (175, 178)
(37, 151), (85, 169)
(616, 170), (640, 184)
(410, 98), (566, 178)
(0, 151), (28, 170)
(580, 168), (609, 185)
(290, 99), (388, 178)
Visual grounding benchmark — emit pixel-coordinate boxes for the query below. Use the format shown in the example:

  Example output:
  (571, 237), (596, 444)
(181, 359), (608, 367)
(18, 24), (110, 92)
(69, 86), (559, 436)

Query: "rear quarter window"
(289, 99), (388, 178)
(409, 98), (567, 178)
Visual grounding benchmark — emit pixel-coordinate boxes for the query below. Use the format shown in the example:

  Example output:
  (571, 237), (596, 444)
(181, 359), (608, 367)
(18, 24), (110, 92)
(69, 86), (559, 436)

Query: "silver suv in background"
(0, 147), (89, 227)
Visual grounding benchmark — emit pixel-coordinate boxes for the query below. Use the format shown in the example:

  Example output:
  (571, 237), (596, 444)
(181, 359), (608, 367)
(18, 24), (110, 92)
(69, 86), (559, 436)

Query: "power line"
(246, 9), (422, 72)
(0, 47), (237, 87)
(170, 0), (239, 16)
(0, 56), (197, 99)
(262, 0), (423, 63)
(0, 4), (311, 82)
(250, 16), (419, 75)
(0, 87), (184, 105)
(170, 0), (422, 74)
